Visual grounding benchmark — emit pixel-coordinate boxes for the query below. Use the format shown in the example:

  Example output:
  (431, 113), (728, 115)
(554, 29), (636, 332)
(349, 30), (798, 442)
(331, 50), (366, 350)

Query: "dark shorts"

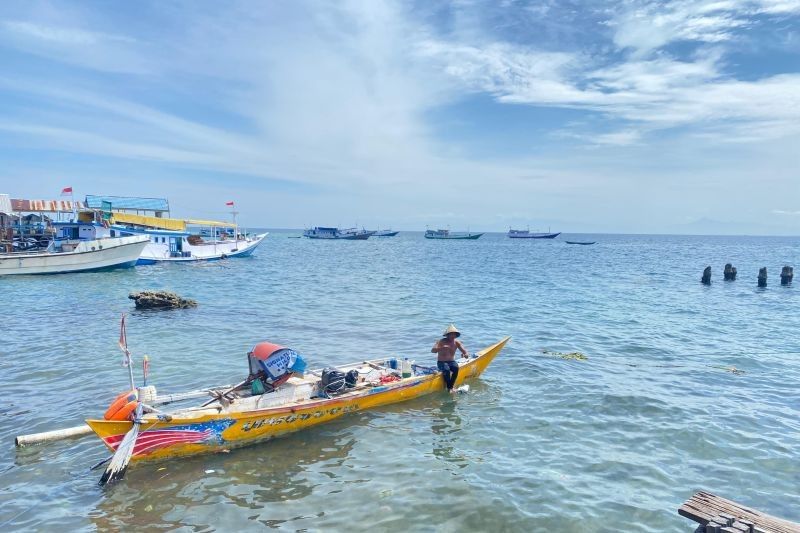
(437, 360), (459, 390)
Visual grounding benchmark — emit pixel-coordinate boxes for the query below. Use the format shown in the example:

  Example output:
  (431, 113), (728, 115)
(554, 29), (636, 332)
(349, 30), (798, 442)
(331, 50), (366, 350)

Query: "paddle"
(99, 401), (143, 486)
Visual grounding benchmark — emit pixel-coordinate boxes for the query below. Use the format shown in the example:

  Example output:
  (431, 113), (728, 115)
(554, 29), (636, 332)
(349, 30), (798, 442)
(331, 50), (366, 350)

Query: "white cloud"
(1, 20), (134, 45)
(0, 17), (149, 73)
(609, 0), (800, 56)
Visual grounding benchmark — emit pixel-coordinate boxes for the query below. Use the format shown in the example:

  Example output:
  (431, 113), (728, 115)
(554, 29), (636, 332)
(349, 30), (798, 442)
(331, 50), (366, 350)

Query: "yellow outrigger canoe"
(87, 337), (510, 464)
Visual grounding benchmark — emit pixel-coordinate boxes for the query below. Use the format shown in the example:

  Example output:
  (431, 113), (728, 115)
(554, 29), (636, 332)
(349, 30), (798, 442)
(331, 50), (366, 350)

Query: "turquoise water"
(1, 232), (799, 531)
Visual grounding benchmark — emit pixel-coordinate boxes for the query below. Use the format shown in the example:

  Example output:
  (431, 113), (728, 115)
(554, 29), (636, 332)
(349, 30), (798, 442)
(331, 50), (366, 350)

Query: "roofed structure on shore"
(85, 195), (170, 216)
(10, 198), (86, 212)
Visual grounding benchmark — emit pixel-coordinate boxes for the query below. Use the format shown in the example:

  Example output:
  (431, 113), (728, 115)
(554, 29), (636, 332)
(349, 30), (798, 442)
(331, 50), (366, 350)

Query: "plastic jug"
(401, 358), (412, 378)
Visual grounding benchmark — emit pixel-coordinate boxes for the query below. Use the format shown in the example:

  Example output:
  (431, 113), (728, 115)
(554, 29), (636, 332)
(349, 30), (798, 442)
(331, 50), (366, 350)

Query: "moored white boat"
(0, 234), (149, 275)
(84, 195), (267, 263)
(112, 226), (268, 264)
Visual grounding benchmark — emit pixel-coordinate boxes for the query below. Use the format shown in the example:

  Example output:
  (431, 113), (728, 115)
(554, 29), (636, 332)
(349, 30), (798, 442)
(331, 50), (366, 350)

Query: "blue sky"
(0, 0), (798, 234)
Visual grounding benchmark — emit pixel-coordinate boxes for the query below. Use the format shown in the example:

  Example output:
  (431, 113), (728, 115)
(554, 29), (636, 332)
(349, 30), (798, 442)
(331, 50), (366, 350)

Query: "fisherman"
(431, 324), (469, 393)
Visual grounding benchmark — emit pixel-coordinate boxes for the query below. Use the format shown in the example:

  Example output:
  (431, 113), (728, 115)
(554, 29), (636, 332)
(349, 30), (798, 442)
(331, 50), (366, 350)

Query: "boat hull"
(508, 232), (560, 239)
(0, 236), (149, 276)
(424, 233), (483, 240)
(86, 337), (510, 463)
(338, 233), (371, 240)
(136, 233), (268, 263)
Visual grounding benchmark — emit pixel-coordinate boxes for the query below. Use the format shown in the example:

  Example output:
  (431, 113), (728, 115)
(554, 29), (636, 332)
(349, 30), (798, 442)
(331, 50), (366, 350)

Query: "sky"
(0, 0), (798, 234)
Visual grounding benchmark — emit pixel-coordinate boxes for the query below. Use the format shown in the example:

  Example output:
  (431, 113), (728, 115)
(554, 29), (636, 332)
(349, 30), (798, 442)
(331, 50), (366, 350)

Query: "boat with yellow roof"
(85, 195), (267, 263)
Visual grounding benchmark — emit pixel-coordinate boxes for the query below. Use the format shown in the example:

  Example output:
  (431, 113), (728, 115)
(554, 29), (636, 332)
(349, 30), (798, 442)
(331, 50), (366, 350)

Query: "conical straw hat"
(442, 324), (461, 338)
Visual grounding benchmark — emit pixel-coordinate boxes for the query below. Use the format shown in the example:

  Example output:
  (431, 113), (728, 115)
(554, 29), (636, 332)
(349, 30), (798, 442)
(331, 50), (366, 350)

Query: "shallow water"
(1, 232), (799, 531)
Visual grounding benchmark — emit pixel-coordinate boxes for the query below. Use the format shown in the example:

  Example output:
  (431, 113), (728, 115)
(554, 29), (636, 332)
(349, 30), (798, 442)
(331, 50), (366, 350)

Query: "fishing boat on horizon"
(86, 196), (267, 264)
(77, 317), (510, 485)
(424, 228), (483, 240)
(0, 195), (149, 275)
(303, 227), (374, 240)
(373, 229), (399, 237)
(507, 227), (561, 239)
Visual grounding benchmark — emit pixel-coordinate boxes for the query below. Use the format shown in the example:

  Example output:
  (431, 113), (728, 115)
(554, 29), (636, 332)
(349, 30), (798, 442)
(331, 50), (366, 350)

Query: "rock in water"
(129, 290), (198, 310)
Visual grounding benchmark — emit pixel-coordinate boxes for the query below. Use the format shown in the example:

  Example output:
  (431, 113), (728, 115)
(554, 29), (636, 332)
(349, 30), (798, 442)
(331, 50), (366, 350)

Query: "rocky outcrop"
(129, 290), (197, 310)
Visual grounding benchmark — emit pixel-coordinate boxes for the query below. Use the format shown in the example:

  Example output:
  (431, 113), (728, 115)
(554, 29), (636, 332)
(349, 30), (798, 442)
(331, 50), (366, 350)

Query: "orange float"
(103, 390), (139, 421)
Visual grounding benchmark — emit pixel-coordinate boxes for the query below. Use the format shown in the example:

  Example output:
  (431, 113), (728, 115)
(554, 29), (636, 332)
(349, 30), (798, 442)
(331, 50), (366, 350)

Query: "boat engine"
(321, 368), (346, 395)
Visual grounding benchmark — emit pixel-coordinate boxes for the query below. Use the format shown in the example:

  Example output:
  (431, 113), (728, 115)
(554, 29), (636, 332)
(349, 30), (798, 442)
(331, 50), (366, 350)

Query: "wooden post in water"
(701, 266), (712, 285)
(723, 263), (737, 281)
(758, 267), (767, 288)
(780, 266), (793, 286)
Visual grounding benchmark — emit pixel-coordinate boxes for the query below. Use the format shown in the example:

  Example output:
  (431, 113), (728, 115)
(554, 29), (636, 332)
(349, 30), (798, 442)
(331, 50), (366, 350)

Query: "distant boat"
(303, 227), (374, 240)
(373, 229), (399, 237)
(565, 241), (596, 245)
(507, 227), (560, 239)
(424, 229), (483, 240)
(340, 228), (376, 239)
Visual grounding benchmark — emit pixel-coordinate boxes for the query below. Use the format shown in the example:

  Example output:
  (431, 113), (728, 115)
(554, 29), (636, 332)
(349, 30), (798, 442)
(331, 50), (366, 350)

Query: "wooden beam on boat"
(679, 491), (800, 533)
(14, 386), (232, 447)
(15, 424), (94, 447)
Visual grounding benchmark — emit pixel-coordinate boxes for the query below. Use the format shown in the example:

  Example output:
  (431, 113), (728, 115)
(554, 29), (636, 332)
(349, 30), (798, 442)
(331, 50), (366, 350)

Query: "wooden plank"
(679, 492), (800, 533)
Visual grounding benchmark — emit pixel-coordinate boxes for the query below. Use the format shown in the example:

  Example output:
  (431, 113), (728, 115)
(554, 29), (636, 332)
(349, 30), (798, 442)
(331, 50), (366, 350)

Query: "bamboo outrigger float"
(86, 326), (510, 484)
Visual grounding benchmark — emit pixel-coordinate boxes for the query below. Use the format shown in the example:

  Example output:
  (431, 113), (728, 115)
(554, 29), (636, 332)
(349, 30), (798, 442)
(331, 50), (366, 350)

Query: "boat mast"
(231, 206), (239, 241)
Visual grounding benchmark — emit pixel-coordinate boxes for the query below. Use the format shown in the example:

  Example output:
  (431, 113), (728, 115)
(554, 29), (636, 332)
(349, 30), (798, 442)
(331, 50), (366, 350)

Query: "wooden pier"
(679, 491), (800, 532)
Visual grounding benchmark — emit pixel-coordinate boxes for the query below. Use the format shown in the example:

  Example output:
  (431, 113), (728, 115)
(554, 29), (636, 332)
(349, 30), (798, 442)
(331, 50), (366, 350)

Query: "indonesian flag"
(225, 201), (235, 206)
(61, 186), (73, 196)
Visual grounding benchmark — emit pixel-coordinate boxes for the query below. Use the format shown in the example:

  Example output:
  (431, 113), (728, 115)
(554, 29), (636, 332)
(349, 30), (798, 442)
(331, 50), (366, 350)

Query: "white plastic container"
(401, 358), (412, 378)
(138, 385), (158, 404)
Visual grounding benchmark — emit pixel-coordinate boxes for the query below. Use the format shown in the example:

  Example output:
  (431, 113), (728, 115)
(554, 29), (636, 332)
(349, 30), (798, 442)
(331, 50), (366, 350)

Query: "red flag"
(61, 186), (73, 196)
(225, 201), (234, 206)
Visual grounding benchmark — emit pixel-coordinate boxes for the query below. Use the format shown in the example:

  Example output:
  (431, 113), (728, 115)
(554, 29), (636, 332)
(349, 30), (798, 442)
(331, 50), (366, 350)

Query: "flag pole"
(119, 314), (135, 390)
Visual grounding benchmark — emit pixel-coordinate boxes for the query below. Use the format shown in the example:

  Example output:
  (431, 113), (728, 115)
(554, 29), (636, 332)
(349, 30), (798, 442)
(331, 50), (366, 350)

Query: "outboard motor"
(321, 368), (346, 395)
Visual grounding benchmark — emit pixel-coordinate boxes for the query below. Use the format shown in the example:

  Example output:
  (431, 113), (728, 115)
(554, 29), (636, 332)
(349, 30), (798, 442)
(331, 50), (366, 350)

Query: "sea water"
(1, 232), (798, 531)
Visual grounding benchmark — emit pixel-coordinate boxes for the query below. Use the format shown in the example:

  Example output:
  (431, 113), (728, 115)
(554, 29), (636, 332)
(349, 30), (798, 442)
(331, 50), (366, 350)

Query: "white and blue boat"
(85, 195), (267, 264)
(507, 227), (560, 239)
